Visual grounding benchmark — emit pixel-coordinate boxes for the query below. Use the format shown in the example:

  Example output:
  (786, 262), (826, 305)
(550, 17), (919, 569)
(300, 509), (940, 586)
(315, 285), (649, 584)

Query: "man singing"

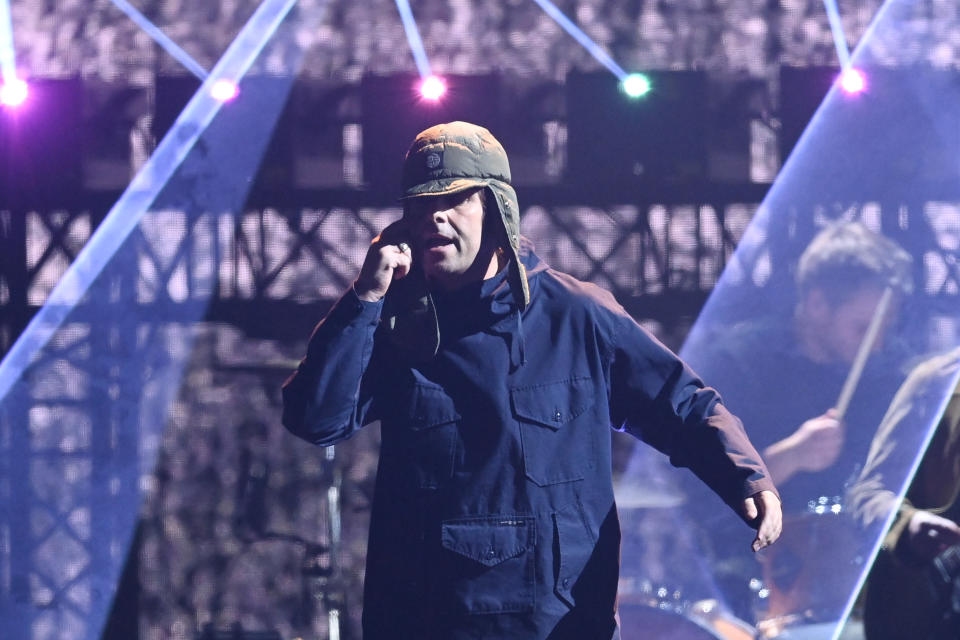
(282, 121), (781, 639)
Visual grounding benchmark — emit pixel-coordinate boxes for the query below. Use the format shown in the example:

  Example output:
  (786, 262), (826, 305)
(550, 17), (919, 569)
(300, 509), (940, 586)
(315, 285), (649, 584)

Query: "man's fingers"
(390, 243), (413, 279)
(355, 239), (414, 301)
(749, 490), (783, 552)
(743, 497), (758, 521)
(393, 249), (413, 279)
(753, 516), (781, 551)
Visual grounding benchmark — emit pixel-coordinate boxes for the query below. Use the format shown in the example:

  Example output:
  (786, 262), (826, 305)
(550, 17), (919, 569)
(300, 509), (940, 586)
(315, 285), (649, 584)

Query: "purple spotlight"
(839, 68), (866, 95)
(0, 78), (29, 108)
(210, 79), (239, 102)
(419, 75), (446, 101)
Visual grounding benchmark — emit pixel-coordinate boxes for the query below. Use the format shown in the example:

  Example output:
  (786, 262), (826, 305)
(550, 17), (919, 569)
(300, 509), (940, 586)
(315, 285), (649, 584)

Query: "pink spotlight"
(0, 78), (29, 108)
(419, 75), (446, 101)
(839, 68), (866, 94)
(210, 79), (239, 102)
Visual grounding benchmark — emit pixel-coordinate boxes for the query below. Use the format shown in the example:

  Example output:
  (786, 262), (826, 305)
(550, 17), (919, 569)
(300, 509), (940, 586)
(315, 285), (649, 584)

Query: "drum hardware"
(805, 495), (843, 516)
(755, 613), (818, 639)
(228, 443), (344, 640)
(619, 577), (687, 611)
(747, 576), (772, 610)
(617, 579), (755, 640)
(756, 496), (864, 636)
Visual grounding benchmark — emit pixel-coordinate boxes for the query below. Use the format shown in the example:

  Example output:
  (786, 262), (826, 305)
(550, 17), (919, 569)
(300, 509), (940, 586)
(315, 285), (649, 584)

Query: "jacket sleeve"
(281, 287), (384, 446)
(601, 303), (777, 511)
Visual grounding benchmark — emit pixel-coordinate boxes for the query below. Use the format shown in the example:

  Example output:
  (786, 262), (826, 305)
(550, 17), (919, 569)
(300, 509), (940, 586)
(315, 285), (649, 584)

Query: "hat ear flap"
(486, 182), (529, 310)
(486, 183), (521, 249)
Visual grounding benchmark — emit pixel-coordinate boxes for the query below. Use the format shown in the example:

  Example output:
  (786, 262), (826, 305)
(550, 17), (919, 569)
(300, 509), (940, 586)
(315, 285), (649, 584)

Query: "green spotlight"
(622, 73), (652, 98)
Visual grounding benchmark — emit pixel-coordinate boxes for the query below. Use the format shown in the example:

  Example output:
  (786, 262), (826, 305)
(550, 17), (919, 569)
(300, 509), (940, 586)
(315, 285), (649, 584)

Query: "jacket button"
(487, 547), (496, 558)
(554, 410), (562, 422)
(561, 577), (570, 589)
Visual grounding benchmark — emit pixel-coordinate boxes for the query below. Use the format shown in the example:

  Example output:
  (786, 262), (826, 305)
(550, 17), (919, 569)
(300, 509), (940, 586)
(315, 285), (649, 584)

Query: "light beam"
(0, 0), (299, 405)
(823, 0), (852, 71)
(0, 0), (18, 85)
(529, 0), (627, 81)
(672, 1), (952, 639)
(109, 0), (209, 80)
(395, 0), (432, 78)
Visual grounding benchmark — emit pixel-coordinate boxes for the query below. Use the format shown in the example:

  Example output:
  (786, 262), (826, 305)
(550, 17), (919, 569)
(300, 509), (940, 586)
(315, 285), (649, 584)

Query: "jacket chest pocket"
(405, 383), (461, 489)
(440, 515), (536, 614)
(511, 377), (596, 486)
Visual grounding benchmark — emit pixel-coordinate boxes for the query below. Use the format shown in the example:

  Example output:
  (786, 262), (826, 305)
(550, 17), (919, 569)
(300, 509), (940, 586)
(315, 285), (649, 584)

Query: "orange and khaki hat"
(400, 121), (529, 310)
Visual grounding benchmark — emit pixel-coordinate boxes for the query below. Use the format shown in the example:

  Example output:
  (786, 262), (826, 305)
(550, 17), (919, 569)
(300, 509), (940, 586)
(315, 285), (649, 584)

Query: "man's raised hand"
(354, 229), (413, 303)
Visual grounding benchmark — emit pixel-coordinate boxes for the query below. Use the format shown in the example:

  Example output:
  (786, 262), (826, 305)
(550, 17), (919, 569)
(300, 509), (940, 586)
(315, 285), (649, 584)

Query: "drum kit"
(617, 582), (755, 640)
(615, 473), (758, 640)
(614, 292), (890, 640)
(616, 479), (865, 640)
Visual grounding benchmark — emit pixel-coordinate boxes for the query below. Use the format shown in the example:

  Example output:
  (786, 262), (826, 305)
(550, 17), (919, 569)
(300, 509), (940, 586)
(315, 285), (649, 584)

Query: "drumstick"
(835, 286), (894, 421)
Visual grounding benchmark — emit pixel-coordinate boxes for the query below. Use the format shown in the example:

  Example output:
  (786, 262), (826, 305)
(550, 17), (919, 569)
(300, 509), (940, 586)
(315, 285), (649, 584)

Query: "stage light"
(0, 78), (83, 200)
(622, 73), (651, 98)
(566, 70), (708, 191)
(211, 79), (240, 102)
(0, 76), (27, 107)
(361, 73), (501, 194)
(839, 68), (866, 94)
(419, 75), (446, 101)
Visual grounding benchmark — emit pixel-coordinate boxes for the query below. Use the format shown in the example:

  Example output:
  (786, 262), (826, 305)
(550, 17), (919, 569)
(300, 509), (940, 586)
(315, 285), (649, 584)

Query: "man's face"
(802, 285), (897, 364)
(406, 188), (499, 291)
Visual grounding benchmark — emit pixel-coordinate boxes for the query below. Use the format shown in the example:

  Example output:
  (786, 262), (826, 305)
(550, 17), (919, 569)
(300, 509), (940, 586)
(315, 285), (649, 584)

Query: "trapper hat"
(399, 121), (529, 310)
(381, 122), (529, 364)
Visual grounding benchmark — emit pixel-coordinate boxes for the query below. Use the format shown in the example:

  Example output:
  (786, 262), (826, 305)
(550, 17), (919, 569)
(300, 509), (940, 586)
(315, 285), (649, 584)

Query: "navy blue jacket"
(282, 247), (774, 640)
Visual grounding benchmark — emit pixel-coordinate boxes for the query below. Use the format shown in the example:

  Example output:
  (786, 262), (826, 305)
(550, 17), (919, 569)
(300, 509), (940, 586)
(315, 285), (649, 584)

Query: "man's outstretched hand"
(743, 490), (782, 552)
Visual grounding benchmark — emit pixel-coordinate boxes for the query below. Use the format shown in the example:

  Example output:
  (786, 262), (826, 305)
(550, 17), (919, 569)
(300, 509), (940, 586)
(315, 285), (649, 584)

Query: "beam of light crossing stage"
(782, 0), (893, 171)
(529, 0), (627, 80)
(395, 0), (432, 78)
(0, 0), (299, 406)
(0, 0), (18, 85)
(823, 0), (867, 95)
(2, 1), (330, 636)
(821, 0), (945, 614)
(671, 0), (958, 637)
(109, 0), (209, 80)
(823, 0), (852, 71)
